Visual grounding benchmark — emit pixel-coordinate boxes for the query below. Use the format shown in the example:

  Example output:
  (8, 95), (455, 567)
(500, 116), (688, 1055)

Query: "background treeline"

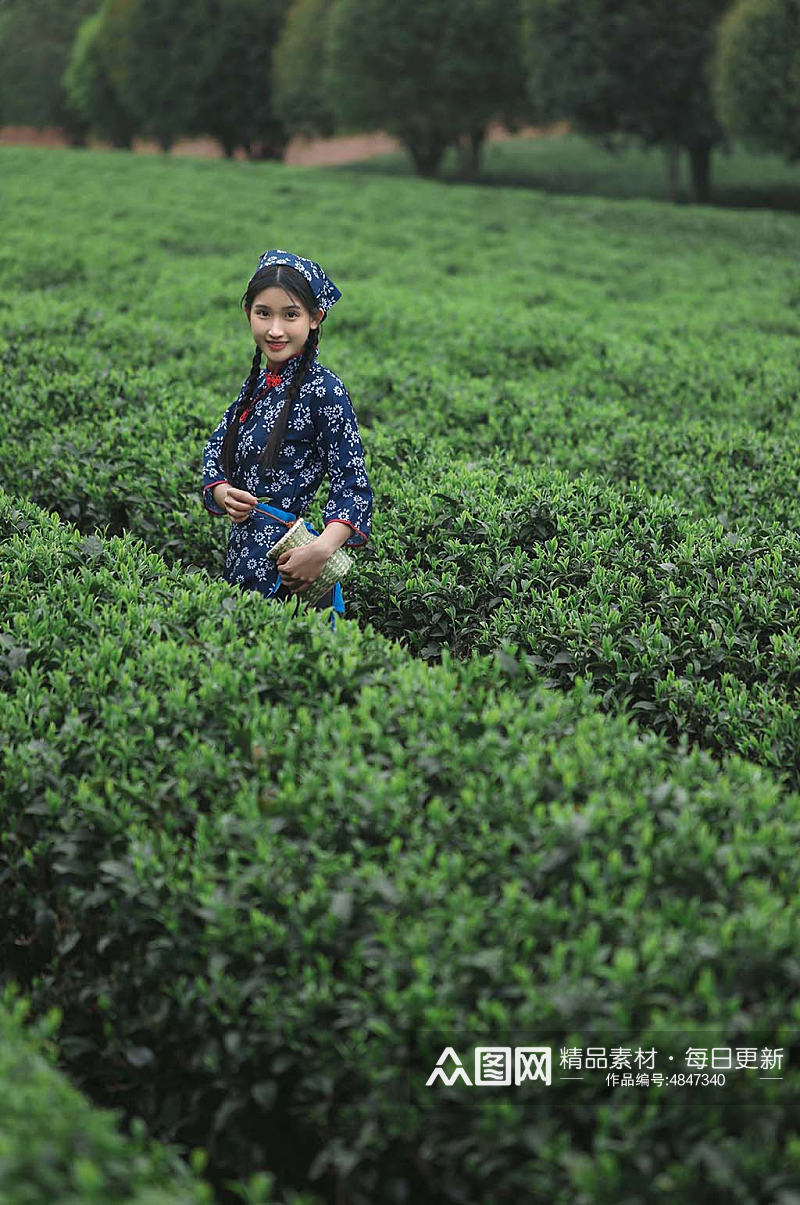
(0, 0), (798, 198)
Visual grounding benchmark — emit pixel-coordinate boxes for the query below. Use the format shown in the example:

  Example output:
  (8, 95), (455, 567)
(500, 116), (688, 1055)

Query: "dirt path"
(0, 122), (563, 165)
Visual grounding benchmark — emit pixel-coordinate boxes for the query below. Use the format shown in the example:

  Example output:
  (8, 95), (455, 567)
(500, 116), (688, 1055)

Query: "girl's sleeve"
(201, 395), (240, 516)
(316, 382), (373, 548)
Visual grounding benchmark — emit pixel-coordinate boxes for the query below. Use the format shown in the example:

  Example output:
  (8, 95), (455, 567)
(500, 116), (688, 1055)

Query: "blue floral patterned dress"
(202, 347), (372, 623)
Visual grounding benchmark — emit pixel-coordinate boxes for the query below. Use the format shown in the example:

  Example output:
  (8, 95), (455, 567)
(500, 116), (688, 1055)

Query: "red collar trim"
(240, 351), (307, 421)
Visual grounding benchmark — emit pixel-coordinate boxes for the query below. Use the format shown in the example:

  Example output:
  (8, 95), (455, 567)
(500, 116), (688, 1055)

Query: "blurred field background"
(344, 130), (800, 210)
(2, 1), (800, 1203)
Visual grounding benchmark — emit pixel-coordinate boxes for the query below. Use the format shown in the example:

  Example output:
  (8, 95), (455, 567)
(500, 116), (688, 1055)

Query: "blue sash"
(255, 502), (345, 632)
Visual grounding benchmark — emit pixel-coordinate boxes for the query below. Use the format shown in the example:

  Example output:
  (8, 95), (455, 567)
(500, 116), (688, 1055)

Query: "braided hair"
(220, 264), (323, 487)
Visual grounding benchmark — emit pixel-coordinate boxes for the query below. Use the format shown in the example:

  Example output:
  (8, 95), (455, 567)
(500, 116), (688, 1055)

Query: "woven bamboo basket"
(266, 518), (353, 605)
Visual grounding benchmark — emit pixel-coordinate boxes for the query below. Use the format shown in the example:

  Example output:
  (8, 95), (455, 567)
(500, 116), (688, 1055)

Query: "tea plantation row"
(4, 352), (800, 787)
(3, 148), (800, 798)
(0, 985), (212, 1205)
(2, 489), (800, 1202)
(3, 146), (800, 1201)
(0, 982), (309, 1203)
(4, 266), (800, 541)
(2, 144), (799, 549)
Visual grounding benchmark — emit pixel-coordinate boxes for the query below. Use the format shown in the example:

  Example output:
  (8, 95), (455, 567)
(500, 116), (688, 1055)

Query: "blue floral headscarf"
(250, 249), (342, 314)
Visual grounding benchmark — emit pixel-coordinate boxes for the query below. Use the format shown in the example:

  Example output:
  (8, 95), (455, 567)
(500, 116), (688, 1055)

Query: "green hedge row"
(0, 984), (213, 1205)
(4, 343), (800, 787)
(2, 488), (799, 1203)
(356, 446), (800, 787)
(4, 305), (800, 543)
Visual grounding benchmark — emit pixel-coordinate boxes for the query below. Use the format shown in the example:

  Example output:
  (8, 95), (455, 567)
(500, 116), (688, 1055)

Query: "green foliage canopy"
(0, 0), (95, 137)
(327, 0), (530, 177)
(714, 0), (800, 160)
(521, 0), (731, 201)
(76, 0), (289, 156)
(273, 0), (338, 140)
(194, 0), (291, 159)
(97, 0), (220, 151)
(63, 11), (138, 149)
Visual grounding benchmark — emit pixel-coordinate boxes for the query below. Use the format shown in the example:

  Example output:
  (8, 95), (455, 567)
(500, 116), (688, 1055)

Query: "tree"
(196, 0), (290, 159)
(0, 0), (95, 141)
(96, 0), (219, 151)
(713, 0), (800, 160)
(273, 0), (338, 141)
(64, 11), (137, 149)
(326, 0), (531, 179)
(521, 0), (731, 203)
(90, 0), (288, 157)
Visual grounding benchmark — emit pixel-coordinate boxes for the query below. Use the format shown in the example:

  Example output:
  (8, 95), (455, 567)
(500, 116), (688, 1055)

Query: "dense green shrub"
(2, 148), (800, 789)
(273, 0), (338, 141)
(4, 343), (800, 784)
(713, 0), (800, 160)
(63, 11), (137, 149)
(0, 985), (213, 1204)
(82, 0), (290, 155)
(521, 0), (729, 201)
(2, 489), (800, 1202)
(91, 0), (218, 151)
(193, 0), (291, 160)
(0, 0), (95, 138)
(327, 0), (530, 176)
(356, 450), (800, 784)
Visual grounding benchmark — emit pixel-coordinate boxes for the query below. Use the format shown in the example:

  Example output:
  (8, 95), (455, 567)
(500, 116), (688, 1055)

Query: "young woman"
(202, 249), (373, 630)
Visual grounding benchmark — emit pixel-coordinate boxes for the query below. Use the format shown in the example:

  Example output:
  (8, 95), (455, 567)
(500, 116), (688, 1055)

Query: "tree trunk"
(688, 141), (712, 204)
(457, 128), (485, 181)
(263, 140), (287, 160)
(406, 133), (447, 178)
(251, 139), (286, 160)
(663, 145), (680, 202)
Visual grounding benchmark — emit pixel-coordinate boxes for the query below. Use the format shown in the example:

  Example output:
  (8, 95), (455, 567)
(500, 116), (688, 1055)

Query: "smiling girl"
(201, 249), (373, 630)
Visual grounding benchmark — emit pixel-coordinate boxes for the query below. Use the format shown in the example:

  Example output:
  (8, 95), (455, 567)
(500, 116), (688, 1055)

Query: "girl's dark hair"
(220, 263), (323, 488)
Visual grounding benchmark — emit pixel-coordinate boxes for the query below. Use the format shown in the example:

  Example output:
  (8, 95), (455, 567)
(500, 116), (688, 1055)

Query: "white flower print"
(201, 353), (373, 595)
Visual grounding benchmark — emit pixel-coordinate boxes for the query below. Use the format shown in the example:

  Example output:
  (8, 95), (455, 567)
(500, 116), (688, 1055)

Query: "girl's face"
(247, 286), (322, 370)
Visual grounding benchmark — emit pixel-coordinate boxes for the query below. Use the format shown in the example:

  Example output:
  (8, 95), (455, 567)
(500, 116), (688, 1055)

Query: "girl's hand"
(219, 486), (258, 523)
(277, 542), (331, 593)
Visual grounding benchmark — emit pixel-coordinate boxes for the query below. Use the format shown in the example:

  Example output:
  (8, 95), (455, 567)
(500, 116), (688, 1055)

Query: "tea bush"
(0, 984), (213, 1204)
(2, 145), (799, 541)
(355, 447), (800, 786)
(5, 363), (800, 784)
(2, 490), (799, 1202)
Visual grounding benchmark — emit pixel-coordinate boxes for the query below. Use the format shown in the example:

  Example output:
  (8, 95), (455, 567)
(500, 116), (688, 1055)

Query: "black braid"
(220, 344), (263, 485)
(258, 323), (321, 472)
